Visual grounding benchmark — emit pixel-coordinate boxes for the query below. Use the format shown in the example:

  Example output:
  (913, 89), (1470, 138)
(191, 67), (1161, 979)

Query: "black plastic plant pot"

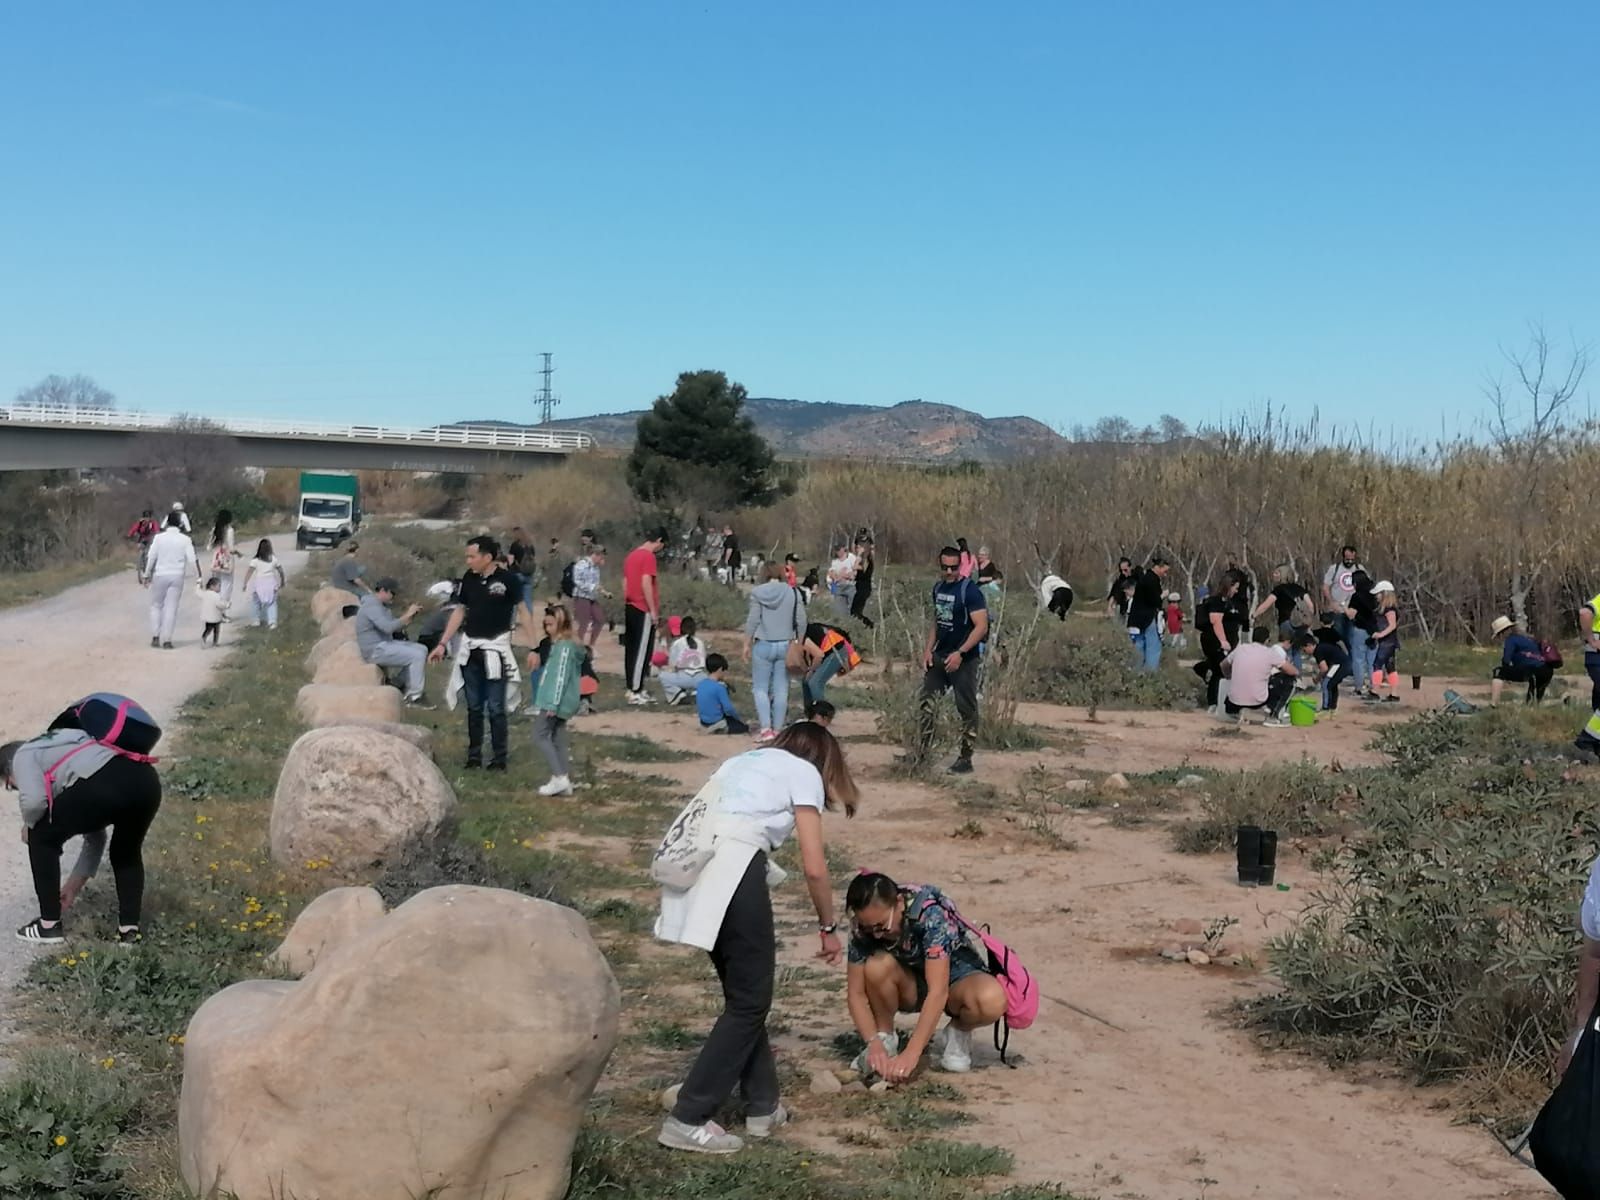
(1236, 824), (1262, 887)
(1257, 830), (1279, 887)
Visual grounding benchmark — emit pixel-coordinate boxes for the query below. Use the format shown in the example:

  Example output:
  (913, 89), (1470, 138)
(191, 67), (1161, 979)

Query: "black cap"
(374, 577), (400, 594)
(785, 553), (800, 562)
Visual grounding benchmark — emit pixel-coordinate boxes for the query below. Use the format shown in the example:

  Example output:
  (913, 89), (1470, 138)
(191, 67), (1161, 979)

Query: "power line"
(534, 352), (560, 424)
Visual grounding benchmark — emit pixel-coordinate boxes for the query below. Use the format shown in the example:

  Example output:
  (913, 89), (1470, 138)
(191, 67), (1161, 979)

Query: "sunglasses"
(939, 562), (961, 572)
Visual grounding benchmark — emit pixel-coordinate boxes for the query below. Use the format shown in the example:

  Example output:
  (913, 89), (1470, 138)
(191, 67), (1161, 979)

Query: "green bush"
(1253, 714), (1595, 1087)
(0, 1049), (137, 1198)
(1172, 759), (1351, 854)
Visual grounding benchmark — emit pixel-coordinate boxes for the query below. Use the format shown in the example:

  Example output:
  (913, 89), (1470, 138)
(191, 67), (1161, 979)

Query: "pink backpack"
(42, 693), (162, 816)
(918, 892), (1040, 1064)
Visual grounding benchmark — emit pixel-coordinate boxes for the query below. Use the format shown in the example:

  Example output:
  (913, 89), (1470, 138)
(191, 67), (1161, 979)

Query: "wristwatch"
(819, 922), (838, 935)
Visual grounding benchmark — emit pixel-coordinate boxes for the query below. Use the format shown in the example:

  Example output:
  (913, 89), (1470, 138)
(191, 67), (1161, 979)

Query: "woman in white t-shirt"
(656, 721), (859, 1156)
(828, 546), (858, 619)
(208, 509), (240, 602)
(658, 616), (710, 706)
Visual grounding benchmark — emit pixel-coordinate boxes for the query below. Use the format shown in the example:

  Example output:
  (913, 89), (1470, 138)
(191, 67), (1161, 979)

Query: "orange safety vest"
(819, 627), (861, 671)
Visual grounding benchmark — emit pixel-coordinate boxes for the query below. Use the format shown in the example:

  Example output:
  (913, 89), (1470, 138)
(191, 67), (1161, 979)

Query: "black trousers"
(624, 606), (656, 693)
(1226, 672), (1296, 717)
(673, 853), (779, 1125)
(919, 654), (980, 759)
(1496, 663), (1554, 702)
(850, 579), (875, 628)
(1193, 639), (1227, 706)
(1047, 587), (1074, 620)
(29, 757), (162, 925)
(1587, 653), (1600, 711)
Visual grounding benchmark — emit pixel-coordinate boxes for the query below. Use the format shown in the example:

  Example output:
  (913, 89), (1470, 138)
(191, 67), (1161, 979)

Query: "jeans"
(659, 671), (705, 702)
(461, 650), (509, 766)
(751, 640), (790, 732)
(803, 649), (847, 714)
(1134, 622), (1162, 671)
(672, 853), (779, 1126)
(251, 594), (280, 628)
(28, 757), (162, 925)
(833, 582), (856, 619)
(367, 640), (428, 698)
(1321, 665), (1346, 711)
(1349, 630), (1375, 694)
(148, 574), (186, 642)
(918, 654), (980, 760)
(533, 712), (571, 777)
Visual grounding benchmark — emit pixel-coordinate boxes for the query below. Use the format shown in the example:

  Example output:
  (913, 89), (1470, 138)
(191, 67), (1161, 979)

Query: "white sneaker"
(627, 691), (650, 707)
(940, 1025), (973, 1073)
(538, 775), (574, 797)
(658, 1117), (743, 1155)
(745, 1103), (789, 1139)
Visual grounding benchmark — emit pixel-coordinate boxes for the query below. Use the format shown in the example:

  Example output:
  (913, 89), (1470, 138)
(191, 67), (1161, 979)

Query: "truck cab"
(296, 471), (362, 549)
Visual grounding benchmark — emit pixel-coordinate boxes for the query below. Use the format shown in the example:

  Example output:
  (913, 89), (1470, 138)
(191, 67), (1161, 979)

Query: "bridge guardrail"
(0, 405), (592, 451)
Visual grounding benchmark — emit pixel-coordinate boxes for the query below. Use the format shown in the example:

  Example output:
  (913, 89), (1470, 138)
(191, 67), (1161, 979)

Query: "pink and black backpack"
(42, 693), (162, 814)
(918, 892), (1041, 1065)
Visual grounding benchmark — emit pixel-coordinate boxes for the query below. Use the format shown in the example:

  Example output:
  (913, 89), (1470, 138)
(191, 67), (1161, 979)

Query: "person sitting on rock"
(356, 578), (434, 710)
(843, 871), (1007, 1082)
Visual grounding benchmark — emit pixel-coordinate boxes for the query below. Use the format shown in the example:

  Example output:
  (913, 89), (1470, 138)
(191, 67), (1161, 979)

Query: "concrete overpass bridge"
(0, 405), (593, 473)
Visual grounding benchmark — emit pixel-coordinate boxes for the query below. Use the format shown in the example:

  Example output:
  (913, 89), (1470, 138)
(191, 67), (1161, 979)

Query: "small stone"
(1159, 946), (1185, 961)
(1172, 919), (1204, 936)
(1062, 779), (1092, 793)
(869, 1080), (891, 1094)
(1178, 774), (1207, 787)
(1186, 949), (1211, 966)
(809, 1070), (843, 1095)
(1104, 773), (1130, 791)
(835, 1069), (861, 1084)
(840, 1081), (867, 1094)
(1222, 955), (1245, 968)
(951, 873), (967, 884)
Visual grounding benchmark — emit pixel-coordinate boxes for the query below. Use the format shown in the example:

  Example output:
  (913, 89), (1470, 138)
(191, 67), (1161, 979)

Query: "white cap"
(1373, 579), (1395, 595)
(171, 501), (185, 511)
(426, 580), (455, 601)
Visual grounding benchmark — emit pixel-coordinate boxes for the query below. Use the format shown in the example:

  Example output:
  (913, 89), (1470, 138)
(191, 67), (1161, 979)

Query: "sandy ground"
(580, 631), (1550, 1199)
(0, 542), (309, 1042)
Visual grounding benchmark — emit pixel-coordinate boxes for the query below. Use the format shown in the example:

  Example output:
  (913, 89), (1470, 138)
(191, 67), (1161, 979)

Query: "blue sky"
(1, 3), (1596, 440)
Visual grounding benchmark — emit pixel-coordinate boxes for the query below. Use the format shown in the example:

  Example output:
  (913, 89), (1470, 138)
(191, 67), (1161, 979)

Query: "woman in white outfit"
(208, 509), (239, 602)
(655, 721), (858, 1155)
(140, 513), (201, 649)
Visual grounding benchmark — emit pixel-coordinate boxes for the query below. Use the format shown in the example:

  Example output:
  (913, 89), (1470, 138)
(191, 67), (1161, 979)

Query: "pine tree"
(626, 370), (783, 513)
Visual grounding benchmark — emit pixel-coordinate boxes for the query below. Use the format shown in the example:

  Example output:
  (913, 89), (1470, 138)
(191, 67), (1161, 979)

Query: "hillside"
(460, 398), (1064, 463)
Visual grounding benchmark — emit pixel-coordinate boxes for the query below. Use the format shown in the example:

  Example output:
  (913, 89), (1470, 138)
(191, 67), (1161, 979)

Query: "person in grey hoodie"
(3, 731), (163, 945)
(355, 578), (434, 708)
(742, 562), (807, 741)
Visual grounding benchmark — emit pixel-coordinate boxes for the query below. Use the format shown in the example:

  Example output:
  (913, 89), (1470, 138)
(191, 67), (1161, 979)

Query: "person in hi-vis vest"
(1578, 592), (1600, 758)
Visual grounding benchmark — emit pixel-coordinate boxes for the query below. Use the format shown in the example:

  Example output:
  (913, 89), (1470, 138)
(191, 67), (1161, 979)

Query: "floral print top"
(848, 884), (968, 970)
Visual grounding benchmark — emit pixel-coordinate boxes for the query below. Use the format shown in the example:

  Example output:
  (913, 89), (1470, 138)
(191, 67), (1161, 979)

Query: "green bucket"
(1288, 696), (1317, 727)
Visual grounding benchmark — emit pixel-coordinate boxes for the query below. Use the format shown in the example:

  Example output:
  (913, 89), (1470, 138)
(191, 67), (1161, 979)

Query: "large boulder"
(294, 683), (402, 727)
(270, 726), (453, 873)
(318, 608), (357, 637)
(269, 886), (387, 976)
(179, 886), (620, 1200)
(309, 585), (353, 624)
(312, 640), (383, 687)
(331, 718), (434, 758)
(304, 629), (354, 672)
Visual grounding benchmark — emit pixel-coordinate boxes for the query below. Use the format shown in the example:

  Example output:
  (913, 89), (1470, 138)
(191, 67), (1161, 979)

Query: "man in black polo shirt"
(428, 534), (538, 769)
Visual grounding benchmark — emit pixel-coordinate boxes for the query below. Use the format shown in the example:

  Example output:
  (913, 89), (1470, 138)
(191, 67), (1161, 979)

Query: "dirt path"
(578, 645), (1548, 1199)
(0, 543), (309, 1029)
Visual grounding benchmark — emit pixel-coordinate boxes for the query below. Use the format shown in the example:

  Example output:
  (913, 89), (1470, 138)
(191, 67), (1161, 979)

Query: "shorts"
(912, 945), (990, 1008)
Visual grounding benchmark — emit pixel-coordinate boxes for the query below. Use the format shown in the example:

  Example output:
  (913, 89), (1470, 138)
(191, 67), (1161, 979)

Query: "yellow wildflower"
(53, 1135), (67, 1146)
(101, 1056), (115, 1069)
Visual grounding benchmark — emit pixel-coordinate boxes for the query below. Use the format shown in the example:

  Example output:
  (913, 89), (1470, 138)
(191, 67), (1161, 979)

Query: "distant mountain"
(460, 398), (1065, 463)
